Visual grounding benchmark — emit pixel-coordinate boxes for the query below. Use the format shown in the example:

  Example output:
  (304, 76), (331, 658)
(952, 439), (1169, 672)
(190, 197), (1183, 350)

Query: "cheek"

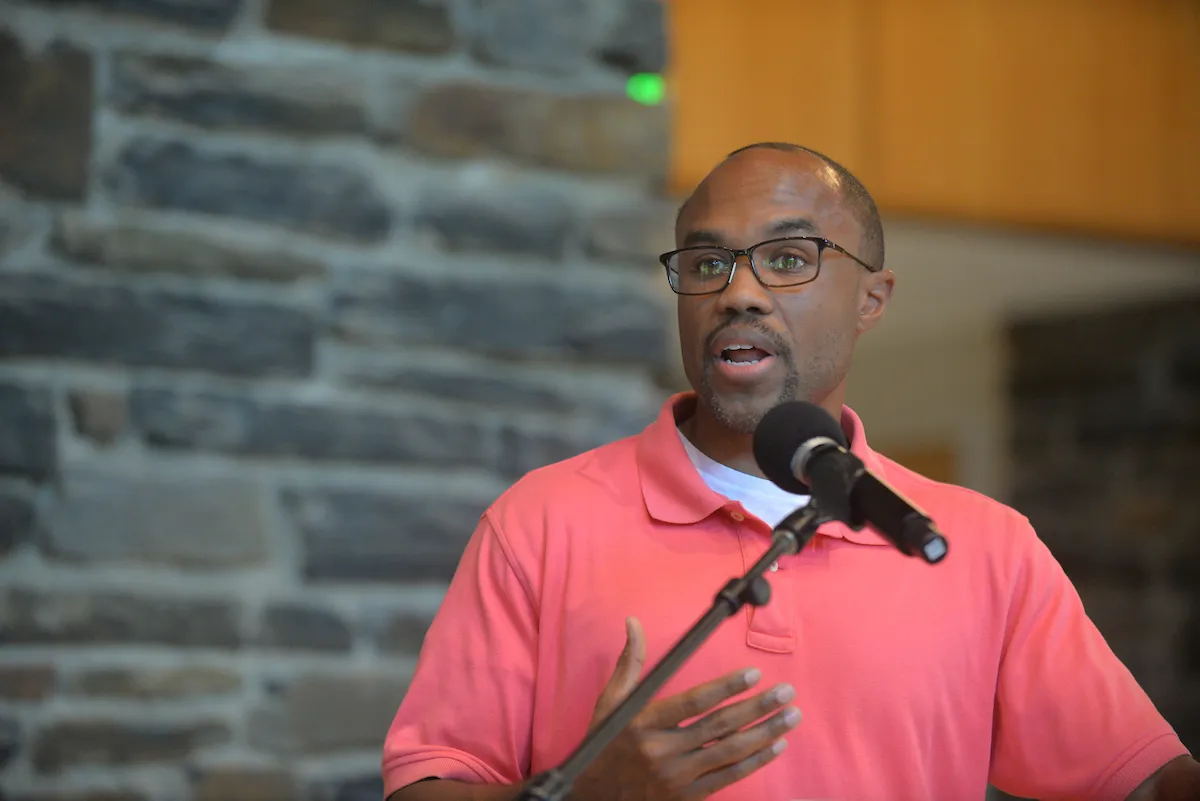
(676, 302), (702, 352)
(780, 293), (856, 350)
(676, 302), (708, 378)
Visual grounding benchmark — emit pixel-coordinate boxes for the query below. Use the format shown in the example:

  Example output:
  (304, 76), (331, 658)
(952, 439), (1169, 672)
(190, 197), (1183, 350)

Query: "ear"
(857, 269), (894, 333)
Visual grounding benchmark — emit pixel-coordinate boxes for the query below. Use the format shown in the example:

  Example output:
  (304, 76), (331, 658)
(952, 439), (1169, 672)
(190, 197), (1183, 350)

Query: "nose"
(716, 254), (775, 316)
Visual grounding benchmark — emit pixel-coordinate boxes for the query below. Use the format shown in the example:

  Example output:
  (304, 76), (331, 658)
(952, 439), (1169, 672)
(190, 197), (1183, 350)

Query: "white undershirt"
(676, 428), (811, 528)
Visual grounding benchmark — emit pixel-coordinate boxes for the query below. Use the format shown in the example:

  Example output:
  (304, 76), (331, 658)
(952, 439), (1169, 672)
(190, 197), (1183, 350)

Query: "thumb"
(592, 617), (646, 724)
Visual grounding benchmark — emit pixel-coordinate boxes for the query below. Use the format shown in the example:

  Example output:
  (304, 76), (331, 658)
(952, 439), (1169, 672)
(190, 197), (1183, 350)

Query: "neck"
(681, 406), (762, 477)
(681, 392), (847, 477)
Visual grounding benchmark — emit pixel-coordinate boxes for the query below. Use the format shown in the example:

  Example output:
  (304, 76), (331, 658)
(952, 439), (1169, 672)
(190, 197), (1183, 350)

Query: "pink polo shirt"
(382, 394), (1187, 800)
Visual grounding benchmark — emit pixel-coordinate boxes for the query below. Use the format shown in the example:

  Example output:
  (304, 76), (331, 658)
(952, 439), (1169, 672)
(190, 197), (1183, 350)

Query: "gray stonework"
(0, 1), (669, 798)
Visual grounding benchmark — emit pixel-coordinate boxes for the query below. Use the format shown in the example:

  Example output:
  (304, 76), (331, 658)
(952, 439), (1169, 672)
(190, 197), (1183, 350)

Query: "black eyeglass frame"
(658, 236), (880, 296)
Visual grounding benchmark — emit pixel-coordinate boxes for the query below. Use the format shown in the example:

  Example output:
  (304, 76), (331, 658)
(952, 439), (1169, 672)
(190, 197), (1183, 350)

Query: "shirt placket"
(724, 503), (796, 654)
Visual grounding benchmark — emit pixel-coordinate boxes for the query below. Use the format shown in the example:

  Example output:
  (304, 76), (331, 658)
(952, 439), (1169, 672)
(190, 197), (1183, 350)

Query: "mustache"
(703, 316), (791, 357)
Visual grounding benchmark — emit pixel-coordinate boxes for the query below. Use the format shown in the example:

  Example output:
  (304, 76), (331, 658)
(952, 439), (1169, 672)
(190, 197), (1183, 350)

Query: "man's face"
(674, 149), (891, 434)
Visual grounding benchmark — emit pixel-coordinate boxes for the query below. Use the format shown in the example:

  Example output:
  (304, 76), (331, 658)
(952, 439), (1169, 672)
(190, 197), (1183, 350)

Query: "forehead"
(676, 149), (858, 246)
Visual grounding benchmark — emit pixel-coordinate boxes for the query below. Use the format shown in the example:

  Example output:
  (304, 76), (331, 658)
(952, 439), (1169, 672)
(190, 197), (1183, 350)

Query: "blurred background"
(0, 1), (1196, 800)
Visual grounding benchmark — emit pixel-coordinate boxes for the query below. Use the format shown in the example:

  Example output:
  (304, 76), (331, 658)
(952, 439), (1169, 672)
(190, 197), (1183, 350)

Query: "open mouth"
(719, 344), (774, 366)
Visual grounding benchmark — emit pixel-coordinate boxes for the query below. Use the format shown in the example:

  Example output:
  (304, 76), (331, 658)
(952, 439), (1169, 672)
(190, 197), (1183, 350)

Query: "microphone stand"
(516, 500), (831, 801)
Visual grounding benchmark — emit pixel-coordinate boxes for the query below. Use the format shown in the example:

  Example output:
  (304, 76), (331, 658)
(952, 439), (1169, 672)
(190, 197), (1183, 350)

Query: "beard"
(699, 355), (801, 435)
(697, 321), (849, 435)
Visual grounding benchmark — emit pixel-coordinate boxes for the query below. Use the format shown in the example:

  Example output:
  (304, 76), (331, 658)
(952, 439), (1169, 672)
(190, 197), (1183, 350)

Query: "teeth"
(726, 344), (754, 350)
(723, 358), (761, 365)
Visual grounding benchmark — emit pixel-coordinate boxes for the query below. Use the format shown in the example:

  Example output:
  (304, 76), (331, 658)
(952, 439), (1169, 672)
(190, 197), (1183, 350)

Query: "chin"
(700, 387), (780, 436)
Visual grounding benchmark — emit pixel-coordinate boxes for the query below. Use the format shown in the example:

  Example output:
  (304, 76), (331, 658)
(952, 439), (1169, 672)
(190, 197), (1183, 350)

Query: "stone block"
(0, 184), (48, 260)
(0, 31), (93, 200)
(32, 719), (231, 773)
(192, 766), (296, 801)
(130, 387), (490, 467)
(334, 349), (665, 422)
(110, 52), (369, 136)
(584, 199), (677, 266)
(0, 664), (56, 700)
(338, 353), (578, 411)
(255, 673), (408, 755)
(595, 0), (668, 74)
(282, 487), (488, 582)
(266, 0), (454, 54)
(0, 383), (56, 481)
(497, 423), (610, 479)
(103, 138), (392, 243)
(470, 0), (591, 75)
(0, 272), (315, 377)
(407, 82), (668, 178)
(67, 390), (127, 445)
(331, 776), (386, 801)
(416, 172), (574, 260)
(52, 210), (327, 282)
(0, 587), (241, 648)
(0, 484), (38, 558)
(2, 791), (148, 801)
(0, 715), (19, 769)
(372, 609), (435, 655)
(330, 269), (667, 368)
(42, 467), (272, 568)
(24, 0), (242, 30)
(68, 665), (241, 698)
(258, 603), (352, 652)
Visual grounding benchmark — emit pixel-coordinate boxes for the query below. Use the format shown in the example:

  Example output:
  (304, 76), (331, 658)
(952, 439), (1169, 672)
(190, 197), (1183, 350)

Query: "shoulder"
(867, 453), (1066, 628)
(871, 451), (1039, 555)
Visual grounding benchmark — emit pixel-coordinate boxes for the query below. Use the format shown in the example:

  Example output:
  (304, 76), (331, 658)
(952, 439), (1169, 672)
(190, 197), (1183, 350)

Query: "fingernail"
(770, 684), (795, 704)
(772, 739), (788, 754)
(783, 707), (801, 726)
(743, 668), (762, 686)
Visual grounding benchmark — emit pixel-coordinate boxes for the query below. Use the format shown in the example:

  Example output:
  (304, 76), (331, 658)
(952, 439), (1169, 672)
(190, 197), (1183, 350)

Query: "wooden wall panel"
(1164, 3), (1200, 239)
(667, 0), (1200, 245)
(667, 0), (870, 193)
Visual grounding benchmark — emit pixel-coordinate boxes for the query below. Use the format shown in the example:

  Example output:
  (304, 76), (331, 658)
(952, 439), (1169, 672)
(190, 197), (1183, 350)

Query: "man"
(382, 143), (1199, 800)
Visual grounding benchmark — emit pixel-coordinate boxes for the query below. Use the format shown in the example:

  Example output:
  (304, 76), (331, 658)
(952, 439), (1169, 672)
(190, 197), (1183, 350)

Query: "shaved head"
(680, 142), (885, 270)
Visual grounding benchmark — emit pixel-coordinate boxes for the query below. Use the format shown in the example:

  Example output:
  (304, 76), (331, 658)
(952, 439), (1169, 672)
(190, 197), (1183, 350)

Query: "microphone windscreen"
(752, 401), (847, 494)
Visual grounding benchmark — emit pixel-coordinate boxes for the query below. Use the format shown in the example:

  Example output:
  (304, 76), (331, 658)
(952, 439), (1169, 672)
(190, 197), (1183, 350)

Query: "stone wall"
(0, 2), (674, 799)
(1008, 297), (1200, 762)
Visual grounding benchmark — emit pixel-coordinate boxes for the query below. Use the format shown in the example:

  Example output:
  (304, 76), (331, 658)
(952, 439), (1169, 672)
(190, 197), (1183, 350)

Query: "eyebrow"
(680, 218), (821, 249)
(768, 217), (820, 237)
(681, 229), (724, 247)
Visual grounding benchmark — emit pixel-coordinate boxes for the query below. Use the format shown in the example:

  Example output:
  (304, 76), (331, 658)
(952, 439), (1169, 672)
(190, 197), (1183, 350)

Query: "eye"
(683, 252), (731, 278)
(757, 239), (820, 275)
(765, 252), (809, 272)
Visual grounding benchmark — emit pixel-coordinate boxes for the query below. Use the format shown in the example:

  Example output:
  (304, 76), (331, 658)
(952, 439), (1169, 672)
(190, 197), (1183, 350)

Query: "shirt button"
(729, 510), (745, 522)
(769, 561), (779, 572)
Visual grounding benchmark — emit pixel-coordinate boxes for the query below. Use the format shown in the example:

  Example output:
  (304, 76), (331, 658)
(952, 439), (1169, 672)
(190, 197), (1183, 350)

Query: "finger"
(593, 617), (646, 723)
(685, 706), (800, 778)
(674, 682), (796, 751)
(644, 666), (763, 729)
(688, 737), (790, 799)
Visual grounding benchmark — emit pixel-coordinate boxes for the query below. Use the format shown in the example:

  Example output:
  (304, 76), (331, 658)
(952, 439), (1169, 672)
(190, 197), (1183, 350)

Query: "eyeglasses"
(659, 236), (879, 296)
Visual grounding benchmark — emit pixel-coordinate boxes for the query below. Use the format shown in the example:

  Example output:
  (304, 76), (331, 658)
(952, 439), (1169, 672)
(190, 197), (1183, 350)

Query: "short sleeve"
(989, 518), (1188, 800)
(382, 510), (538, 797)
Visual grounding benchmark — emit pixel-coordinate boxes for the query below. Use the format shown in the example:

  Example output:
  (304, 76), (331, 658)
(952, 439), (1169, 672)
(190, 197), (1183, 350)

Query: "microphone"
(752, 401), (949, 564)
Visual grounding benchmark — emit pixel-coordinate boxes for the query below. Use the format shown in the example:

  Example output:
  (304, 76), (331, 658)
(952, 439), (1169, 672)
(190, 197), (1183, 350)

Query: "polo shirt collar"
(637, 392), (890, 546)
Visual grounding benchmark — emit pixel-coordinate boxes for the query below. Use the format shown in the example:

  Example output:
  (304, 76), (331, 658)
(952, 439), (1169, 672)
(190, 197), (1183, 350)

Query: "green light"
(626, 73), (665, 105)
